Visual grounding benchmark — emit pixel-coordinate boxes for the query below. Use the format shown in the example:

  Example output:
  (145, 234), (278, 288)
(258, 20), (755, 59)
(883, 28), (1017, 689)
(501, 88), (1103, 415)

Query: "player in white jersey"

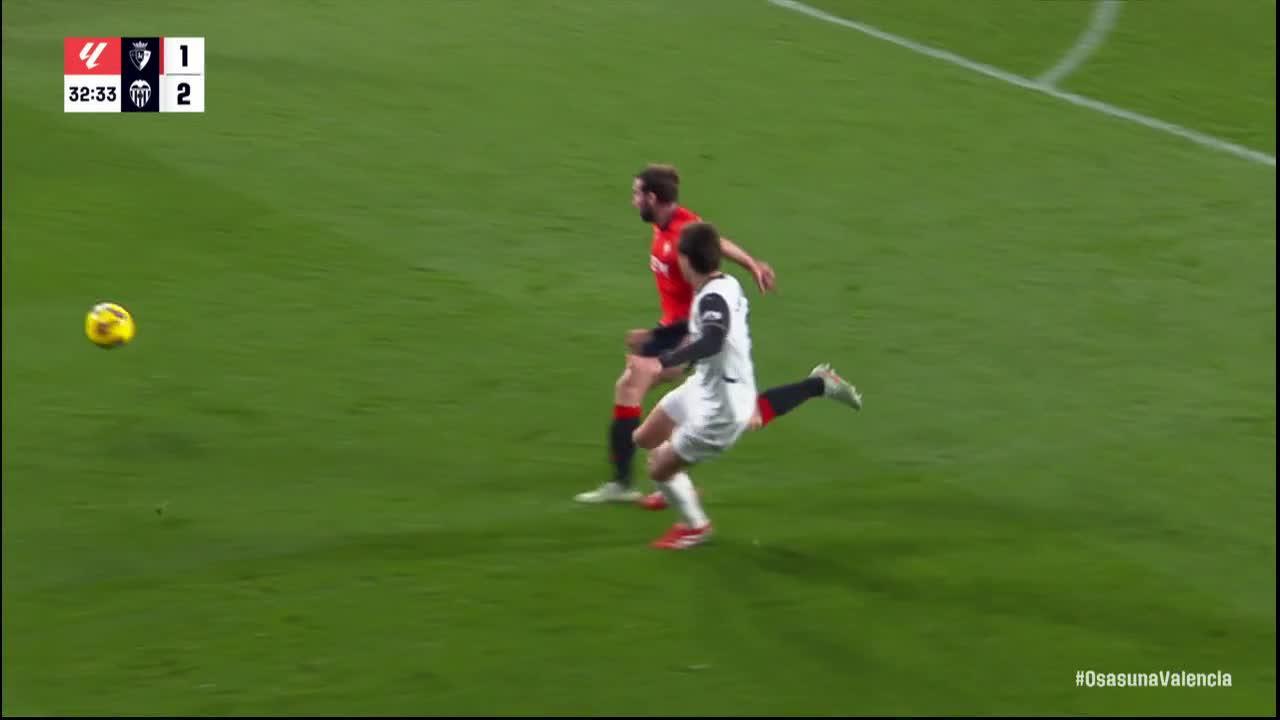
(663, 270), (758, 461)
(626, 221), (765, 549)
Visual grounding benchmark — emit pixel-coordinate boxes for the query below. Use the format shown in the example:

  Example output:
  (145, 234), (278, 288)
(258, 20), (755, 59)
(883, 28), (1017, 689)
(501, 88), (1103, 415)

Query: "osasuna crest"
(128, 40), (151, 71)
(129, 79), (151, 108)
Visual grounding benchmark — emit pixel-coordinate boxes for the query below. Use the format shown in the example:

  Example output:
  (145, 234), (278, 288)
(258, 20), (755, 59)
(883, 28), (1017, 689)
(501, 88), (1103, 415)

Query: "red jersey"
(649, 206), (700, 325)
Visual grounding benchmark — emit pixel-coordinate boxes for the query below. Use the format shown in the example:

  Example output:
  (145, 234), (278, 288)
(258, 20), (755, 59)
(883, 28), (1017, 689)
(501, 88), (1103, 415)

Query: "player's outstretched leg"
(753, 363), (863, 429)
(644, 441), (712, 550)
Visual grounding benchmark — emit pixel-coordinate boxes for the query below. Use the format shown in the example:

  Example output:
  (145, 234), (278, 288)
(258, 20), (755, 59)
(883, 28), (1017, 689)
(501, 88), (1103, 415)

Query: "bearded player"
(575, 164), (863, 506)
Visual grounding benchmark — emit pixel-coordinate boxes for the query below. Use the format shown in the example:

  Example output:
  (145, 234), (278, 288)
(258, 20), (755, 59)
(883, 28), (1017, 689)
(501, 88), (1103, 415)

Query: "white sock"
(662, 471), (709, 529)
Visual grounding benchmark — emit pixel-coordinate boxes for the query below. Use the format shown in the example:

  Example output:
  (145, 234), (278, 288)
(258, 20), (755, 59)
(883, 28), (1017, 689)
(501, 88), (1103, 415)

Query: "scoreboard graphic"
(64, 37), (204, 113)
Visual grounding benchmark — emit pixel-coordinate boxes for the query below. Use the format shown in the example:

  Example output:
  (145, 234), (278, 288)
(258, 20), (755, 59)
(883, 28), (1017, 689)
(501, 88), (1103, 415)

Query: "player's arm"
(719, 237), (776, 293)
(658, 294), (730, 368)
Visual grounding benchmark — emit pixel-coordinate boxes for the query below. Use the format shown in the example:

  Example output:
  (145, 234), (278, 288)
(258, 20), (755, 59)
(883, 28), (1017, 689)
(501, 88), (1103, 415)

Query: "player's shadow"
(710, 535), (929, 602)
(682, 538), (898, 672)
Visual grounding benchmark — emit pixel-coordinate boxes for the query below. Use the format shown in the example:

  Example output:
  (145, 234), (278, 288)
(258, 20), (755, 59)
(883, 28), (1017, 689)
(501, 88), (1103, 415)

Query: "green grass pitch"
(3, 0), (1274, 715)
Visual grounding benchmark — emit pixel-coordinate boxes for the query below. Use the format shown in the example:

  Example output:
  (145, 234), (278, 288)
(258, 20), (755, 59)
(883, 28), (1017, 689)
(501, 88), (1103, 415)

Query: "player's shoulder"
(714, 272), (744, 292)
(674, 206), (702, 225)
(653, 206), (702, 233)
(699, 274), (744, 302)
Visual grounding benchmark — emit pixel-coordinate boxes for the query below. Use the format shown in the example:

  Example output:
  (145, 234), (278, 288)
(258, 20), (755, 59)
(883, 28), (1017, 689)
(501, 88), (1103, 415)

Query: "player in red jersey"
(575, 164), (863, 506)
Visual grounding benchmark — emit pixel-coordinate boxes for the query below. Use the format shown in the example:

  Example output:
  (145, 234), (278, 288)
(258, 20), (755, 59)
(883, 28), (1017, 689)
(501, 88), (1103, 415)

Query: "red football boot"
(651, 522), (713, 550)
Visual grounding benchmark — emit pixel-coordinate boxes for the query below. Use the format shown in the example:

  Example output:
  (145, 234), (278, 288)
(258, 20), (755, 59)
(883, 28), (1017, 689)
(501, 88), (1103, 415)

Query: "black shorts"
(638, 321), (689, 357)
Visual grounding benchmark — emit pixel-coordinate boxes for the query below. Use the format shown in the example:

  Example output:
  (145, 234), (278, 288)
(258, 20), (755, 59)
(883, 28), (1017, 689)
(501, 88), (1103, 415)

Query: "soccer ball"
(85, 302), (136, 348)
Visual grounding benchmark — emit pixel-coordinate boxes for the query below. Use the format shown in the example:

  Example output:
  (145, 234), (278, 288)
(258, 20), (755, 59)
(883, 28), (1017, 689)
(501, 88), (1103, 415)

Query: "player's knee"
(616, 362), (651, 400)
(633, 425), (658, 451)
(614, 363), (640, 397)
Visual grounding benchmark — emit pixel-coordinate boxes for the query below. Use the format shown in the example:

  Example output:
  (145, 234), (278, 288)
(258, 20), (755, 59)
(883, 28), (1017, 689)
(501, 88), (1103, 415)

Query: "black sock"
(757, 377), (824, 425)
(610, 406), (642, 485)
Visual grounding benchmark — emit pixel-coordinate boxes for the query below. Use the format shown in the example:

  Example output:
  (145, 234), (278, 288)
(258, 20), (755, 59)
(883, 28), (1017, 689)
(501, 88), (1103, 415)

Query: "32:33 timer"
(68, 86), (117, 102)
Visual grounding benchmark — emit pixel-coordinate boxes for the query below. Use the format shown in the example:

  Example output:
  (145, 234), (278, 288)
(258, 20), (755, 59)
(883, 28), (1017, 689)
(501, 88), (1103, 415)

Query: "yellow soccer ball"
(85, 302), (136, 348)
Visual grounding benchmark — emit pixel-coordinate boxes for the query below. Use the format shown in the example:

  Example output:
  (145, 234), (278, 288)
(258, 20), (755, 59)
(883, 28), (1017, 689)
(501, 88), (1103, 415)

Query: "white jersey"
(685, 274), (758, 428)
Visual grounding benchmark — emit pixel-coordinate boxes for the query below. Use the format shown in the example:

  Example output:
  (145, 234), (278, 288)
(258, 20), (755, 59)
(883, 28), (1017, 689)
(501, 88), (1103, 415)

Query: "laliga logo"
(79, 41), (108, 69)
(128, 40), (151, 71)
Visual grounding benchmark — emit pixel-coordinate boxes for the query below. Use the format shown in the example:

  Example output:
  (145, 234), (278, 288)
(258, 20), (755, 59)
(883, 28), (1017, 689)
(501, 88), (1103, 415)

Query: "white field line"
(766, 0), (1276, 169)
(1037, 0), (1122, 88)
